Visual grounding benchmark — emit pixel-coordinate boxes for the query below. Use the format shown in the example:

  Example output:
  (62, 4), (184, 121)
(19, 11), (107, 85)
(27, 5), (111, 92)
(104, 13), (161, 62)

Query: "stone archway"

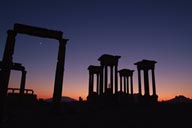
(0, 23), (68, 107)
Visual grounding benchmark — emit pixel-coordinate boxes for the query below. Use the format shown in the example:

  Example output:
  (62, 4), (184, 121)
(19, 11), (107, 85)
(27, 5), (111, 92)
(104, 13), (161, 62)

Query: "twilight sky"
(0, 0), (192, 101)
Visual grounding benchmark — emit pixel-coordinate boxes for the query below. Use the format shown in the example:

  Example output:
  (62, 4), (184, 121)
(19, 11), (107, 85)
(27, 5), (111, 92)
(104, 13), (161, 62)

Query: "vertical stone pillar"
(138, 69), (142, 95)
(20, 70), (26, 95)
(110, 66), (113, 94)
(127, 76), (129, 94)
(100, 66), (103, 94)
(97, 73), (99, 95)
(88, 71), (92, 95)
(91, 74), (94, 94)
(0, 30), (17, 121)
(144, 69), (149, 96)
(124, 76), (126, 93)
(2, 30), (17, 63)
(104, 66), (108, 93)
(130, 75), (133, 95)
(120, 75), (122, 92)
(53, 39), (68, 105)
(151, 69), (156, 96)
(115, 64), (118, 94)
(0, 30), (17, 96)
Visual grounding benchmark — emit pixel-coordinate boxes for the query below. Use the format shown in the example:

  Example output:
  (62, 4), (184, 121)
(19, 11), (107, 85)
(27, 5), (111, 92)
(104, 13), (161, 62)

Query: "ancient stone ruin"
(0, 23), (68, 119)
(87, 54), (158, 104)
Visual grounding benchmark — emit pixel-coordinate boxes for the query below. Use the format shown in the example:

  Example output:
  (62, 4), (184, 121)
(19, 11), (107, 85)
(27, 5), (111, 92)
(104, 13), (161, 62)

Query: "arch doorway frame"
(0, 23), (68, 107)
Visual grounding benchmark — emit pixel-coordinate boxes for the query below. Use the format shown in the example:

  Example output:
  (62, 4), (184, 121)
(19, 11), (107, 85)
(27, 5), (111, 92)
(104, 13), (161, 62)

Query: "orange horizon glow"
(15, 84), (192, 102)
(7, 91), (191, 102)
(33, 91), (192, 102)
(7, 76), (192, 102)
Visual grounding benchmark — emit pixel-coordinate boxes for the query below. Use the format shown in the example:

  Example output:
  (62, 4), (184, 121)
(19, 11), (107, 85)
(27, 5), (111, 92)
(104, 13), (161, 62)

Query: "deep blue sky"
(0, 0), (192, 100)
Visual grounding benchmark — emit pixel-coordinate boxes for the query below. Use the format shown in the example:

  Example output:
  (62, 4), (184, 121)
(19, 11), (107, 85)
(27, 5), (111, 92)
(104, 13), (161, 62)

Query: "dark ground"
(1, 101), (192, 128)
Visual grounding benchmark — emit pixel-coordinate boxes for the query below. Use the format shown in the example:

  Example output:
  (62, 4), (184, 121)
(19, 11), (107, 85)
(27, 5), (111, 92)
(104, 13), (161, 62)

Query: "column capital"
(7, 30), (17, 37)
(59, 38), (68, 45)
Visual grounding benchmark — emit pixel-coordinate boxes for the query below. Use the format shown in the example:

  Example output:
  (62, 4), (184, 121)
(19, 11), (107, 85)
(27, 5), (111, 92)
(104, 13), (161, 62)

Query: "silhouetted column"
(138, 69), (142, 95)
(130, 75), (133, 95)
(110, 66), (113, 94)
(115, 64), (118, 94)
(144, 69), (149, 96)
(20, 70), (26, 95)
(91, 74), (94, 93)
(120, 76), (122, 92)
(53, 39), (68, 105)
(2, 30), (17, 63)
(97, 73), (99, 95)
(88, 71), (93, 95)
(0, 30), (17, 121)
(124, 76), (126, 93)
(104, 66), (108, 93)
(151, 69), (156, 96)
(127, 76), (129, 94)
(100, 66), (103, 94)
(0, 30), (17, 95)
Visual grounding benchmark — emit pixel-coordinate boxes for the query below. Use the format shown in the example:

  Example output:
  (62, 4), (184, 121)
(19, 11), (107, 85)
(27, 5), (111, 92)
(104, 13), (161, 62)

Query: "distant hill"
(44, 96), (77, 103)
(163, 95), (192, 104)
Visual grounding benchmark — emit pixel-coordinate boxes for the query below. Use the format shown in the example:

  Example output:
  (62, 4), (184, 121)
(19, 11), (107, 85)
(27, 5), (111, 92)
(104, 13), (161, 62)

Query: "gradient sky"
(0, 0), (192, 101)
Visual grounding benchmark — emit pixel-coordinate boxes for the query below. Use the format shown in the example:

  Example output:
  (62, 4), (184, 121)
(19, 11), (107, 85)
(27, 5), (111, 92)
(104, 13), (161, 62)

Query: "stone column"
(130, 75), (133, 95)
(100, 66), (103, 94)
(124, 76), (126, 93)
(120, 75), (122, 92)
(151, 69), (156, 96)
(88, 71), (92, 95)
(91, 74), (94, 93)
(0, 30), (17, 121)
(110, 66), (113, 94)
(138, 69), (142, 95)
(115, 64), (118, 94)
(104, 66), (108, 93)
(0, 30), (17, 96)
(127, 76), (129, 94)
(53, 39), (68, 105)
(20, 70), (26, 95)
(144, 69), (149, 96)
(97, 73), (99, 95)
(2, 30), (17, 63)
